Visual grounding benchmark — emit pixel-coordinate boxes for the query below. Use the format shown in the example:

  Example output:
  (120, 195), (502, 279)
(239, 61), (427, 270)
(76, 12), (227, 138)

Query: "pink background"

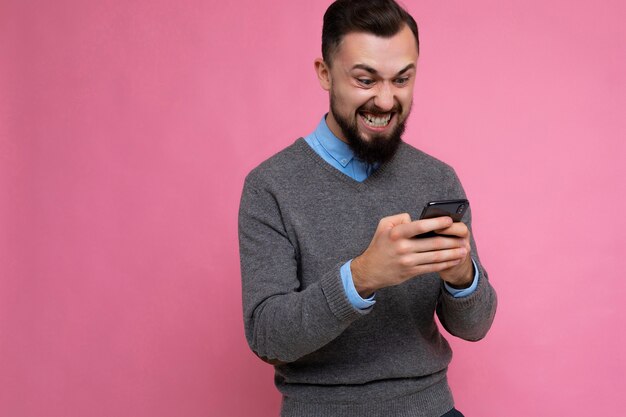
(1, 0), (625, 416)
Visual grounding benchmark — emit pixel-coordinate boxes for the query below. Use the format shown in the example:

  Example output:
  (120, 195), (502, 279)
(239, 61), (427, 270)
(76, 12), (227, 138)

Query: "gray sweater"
(238, 138), (497, 417)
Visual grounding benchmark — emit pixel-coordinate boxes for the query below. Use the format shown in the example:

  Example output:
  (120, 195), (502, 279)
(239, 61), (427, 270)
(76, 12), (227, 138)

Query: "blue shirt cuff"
(444, 258), (480, 298)
(340, 260), (376, 310)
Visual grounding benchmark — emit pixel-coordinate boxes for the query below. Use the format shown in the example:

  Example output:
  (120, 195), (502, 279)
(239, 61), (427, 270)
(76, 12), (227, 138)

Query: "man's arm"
(238, 179), (368, 364)
(435, 206), (497, 341)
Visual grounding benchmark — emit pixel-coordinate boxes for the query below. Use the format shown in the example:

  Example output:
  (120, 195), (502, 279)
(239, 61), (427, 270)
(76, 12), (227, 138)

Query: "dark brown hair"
(322, 0), (420, 66)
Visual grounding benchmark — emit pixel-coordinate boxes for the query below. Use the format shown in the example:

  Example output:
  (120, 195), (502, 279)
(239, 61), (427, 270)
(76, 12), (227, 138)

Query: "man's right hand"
(350, 213), (469, 298)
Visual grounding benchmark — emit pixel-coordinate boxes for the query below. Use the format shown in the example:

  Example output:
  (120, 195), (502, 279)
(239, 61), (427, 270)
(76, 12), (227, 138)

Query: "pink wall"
(1, 0), (624, 416)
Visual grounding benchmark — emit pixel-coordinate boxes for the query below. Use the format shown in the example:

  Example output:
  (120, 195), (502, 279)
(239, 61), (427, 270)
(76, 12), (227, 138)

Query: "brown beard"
(330, 95), (409, 165)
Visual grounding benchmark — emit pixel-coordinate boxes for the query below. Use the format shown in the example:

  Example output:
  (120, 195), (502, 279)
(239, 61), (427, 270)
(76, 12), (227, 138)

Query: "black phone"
(415, 199), (469, 238)
(419, 199), (469, 222)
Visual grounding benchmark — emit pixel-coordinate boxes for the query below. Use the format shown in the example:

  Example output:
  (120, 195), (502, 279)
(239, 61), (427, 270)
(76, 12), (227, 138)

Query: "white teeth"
(362, 113), (392, 127)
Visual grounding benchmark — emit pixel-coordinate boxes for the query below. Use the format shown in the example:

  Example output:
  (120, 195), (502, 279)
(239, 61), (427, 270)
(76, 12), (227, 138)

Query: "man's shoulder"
(397, 141), (456, 175)
(244, 138), (311, 188)
(393, 142), (465, 199)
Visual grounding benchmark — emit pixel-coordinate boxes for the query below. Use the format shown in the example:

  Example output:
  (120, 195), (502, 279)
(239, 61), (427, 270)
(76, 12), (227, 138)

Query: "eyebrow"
(351, 63), (415, 76)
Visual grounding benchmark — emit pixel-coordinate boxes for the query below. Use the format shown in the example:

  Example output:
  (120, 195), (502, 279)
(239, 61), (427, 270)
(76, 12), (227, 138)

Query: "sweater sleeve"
(238, 178), (369, 364)
(433, 166), (497, 341)
(436, 251), (497, 341)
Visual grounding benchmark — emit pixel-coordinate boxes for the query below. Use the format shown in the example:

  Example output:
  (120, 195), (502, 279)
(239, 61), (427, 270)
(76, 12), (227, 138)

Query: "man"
(238, 1), (497, 416)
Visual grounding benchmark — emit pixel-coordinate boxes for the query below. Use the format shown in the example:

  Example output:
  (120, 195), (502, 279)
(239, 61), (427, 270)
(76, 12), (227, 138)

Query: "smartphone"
(415, 199), (469, 238)
(419, 199), (469, 222)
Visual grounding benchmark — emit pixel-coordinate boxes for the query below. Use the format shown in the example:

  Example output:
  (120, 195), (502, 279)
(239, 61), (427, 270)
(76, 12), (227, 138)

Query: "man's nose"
(373, 83), (395, 111)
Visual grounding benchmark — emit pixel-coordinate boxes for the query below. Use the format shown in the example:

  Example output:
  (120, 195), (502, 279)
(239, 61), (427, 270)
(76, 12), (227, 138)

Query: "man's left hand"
(432, 220), (474, 288)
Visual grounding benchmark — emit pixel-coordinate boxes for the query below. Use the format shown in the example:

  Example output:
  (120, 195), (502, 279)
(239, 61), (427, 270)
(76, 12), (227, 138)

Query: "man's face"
(317, 25), (419, 164)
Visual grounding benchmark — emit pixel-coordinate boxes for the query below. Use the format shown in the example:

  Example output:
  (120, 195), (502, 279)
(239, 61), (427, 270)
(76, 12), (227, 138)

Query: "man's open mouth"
(360, 112), (392, 128)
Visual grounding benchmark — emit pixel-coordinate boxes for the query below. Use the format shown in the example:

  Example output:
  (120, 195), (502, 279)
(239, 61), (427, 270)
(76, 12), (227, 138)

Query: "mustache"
(358, 102), (402, 115)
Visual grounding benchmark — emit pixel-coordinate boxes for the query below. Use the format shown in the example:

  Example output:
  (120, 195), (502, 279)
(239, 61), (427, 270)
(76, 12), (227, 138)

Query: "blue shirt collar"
(312, 115), (354, 168)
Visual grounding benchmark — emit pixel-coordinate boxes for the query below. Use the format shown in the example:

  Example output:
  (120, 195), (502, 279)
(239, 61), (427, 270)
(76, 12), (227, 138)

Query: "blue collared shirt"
(304, 116), (479, 310)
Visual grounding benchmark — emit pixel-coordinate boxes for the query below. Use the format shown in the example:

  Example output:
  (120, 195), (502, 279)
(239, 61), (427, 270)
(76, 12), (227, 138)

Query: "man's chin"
(358, 131), (394, 144)
(346, 131), (402, 165)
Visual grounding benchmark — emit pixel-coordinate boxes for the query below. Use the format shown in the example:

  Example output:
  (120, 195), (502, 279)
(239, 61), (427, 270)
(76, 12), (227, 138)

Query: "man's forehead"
(334, 27), (419, 73)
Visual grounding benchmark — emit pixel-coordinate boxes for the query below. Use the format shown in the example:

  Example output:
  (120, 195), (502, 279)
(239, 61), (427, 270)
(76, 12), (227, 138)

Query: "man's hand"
(350, 213), (474, 297)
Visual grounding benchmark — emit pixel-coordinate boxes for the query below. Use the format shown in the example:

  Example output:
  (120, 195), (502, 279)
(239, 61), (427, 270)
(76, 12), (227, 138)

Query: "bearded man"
(238, 1), (497, 416)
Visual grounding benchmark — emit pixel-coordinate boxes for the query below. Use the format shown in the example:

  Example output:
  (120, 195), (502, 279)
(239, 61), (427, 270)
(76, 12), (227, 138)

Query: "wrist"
(441, 257), (474, 289)
(350, 256), (376, 298)
(446, 277), (472, 289)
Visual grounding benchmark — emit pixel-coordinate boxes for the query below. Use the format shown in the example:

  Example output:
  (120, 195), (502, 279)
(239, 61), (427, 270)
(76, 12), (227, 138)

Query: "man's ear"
(314, 58), (331, 91)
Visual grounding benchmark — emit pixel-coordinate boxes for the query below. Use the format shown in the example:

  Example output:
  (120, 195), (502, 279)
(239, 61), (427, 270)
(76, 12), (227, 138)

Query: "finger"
(407, 257), (465, 277)
(406, 236), (465, 253)
(436, 222), (470, 238)
(391, 216), (453, 240)
(403, 247), (468, 267)
(378, 213), (412, 233)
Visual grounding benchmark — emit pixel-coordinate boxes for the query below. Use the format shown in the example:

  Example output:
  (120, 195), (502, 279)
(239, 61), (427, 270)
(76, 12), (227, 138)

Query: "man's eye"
(357, 78), (374, 86)
(394, 78), (409, 85)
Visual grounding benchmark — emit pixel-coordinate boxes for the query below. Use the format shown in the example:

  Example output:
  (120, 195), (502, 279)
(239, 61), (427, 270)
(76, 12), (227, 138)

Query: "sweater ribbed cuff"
(441, 264), (489, 307)
(320, 264), (370, 322)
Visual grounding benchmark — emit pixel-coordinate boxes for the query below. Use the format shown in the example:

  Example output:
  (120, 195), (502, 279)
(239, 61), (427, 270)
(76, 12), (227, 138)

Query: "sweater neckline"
(294, 137), (399, 189)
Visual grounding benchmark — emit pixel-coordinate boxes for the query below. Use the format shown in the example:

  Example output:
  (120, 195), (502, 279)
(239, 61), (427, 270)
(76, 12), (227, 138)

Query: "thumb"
(377, 212), (412, 233)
